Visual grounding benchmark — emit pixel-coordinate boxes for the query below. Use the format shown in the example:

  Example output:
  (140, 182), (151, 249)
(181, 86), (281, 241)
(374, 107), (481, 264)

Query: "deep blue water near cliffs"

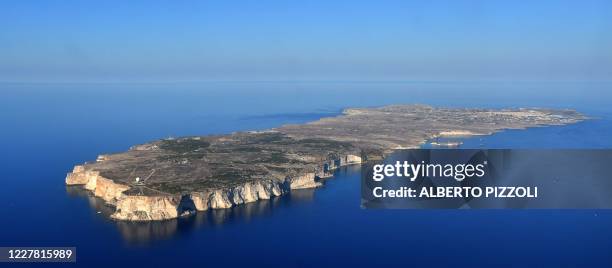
(1, 81), (612, 267)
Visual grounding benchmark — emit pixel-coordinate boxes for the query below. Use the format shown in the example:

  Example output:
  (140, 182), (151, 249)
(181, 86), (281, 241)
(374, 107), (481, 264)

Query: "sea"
(1, 81), (612, 267)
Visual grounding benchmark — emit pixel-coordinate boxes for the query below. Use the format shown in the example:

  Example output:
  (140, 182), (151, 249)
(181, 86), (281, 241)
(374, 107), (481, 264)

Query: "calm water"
(1, 81), (612, 267)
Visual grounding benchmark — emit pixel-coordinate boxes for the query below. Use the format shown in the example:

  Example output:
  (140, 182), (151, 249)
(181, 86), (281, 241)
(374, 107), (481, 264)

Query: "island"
(65, 104), (585, 221)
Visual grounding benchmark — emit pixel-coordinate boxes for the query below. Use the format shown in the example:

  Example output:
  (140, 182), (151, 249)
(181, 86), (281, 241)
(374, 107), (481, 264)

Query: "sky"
(0, 0), (611, 82)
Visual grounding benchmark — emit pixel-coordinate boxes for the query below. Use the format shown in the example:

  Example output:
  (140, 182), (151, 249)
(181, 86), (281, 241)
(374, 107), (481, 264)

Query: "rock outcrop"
(112, 195), (181, 221)
(189, 179), (286, 211)
(66, 166), (129, 205)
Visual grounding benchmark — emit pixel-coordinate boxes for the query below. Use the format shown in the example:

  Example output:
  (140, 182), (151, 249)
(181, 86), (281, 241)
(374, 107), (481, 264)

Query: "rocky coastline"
(66, 104), (586, 221)
(66, 154), (360, 221)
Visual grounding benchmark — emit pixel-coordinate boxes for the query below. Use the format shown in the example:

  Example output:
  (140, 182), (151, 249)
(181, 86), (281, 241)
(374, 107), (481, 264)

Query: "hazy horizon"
(1, 0), (611, 83)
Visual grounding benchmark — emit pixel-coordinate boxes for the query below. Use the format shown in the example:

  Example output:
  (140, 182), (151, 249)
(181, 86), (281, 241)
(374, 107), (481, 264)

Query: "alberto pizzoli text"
(371, 161), (538, 199)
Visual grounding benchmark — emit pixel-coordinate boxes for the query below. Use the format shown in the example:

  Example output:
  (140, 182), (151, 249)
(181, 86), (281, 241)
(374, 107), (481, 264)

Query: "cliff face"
(65, 165), (90, 185)
(190, 179), (285, 211)
(66, 166), (129, 205)
(66, 154), (362, 221)
(112, 195), (181, 221)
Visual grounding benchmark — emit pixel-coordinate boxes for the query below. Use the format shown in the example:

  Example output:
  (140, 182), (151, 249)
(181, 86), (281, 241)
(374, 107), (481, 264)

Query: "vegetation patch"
(159, 139), (211, 154)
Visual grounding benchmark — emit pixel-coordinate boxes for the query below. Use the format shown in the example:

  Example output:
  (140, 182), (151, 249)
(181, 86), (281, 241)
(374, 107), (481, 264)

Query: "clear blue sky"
(1, 0), (611, 82)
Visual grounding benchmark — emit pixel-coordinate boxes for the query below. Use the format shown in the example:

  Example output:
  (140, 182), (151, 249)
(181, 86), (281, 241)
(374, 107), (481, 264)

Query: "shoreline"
(65, 104), (586, 221)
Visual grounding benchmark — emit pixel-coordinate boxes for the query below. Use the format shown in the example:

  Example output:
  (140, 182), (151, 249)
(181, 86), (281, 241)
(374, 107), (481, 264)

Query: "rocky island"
(66, 104), (585, 221)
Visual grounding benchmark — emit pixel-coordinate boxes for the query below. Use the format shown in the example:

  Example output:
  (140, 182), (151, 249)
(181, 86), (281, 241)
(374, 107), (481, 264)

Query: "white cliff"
(66, 154), (362, 221)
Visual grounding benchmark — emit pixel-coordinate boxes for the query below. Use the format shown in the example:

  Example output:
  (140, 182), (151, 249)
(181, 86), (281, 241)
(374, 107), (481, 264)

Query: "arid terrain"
(66, 104), (585, 221)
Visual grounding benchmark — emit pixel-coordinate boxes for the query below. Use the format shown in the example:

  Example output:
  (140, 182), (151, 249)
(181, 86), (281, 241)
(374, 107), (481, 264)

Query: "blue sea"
(1, 81), (612, 267)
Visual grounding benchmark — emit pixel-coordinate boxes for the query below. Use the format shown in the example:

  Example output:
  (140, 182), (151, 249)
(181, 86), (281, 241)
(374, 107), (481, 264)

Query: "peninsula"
(66, 105), (585, 221)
